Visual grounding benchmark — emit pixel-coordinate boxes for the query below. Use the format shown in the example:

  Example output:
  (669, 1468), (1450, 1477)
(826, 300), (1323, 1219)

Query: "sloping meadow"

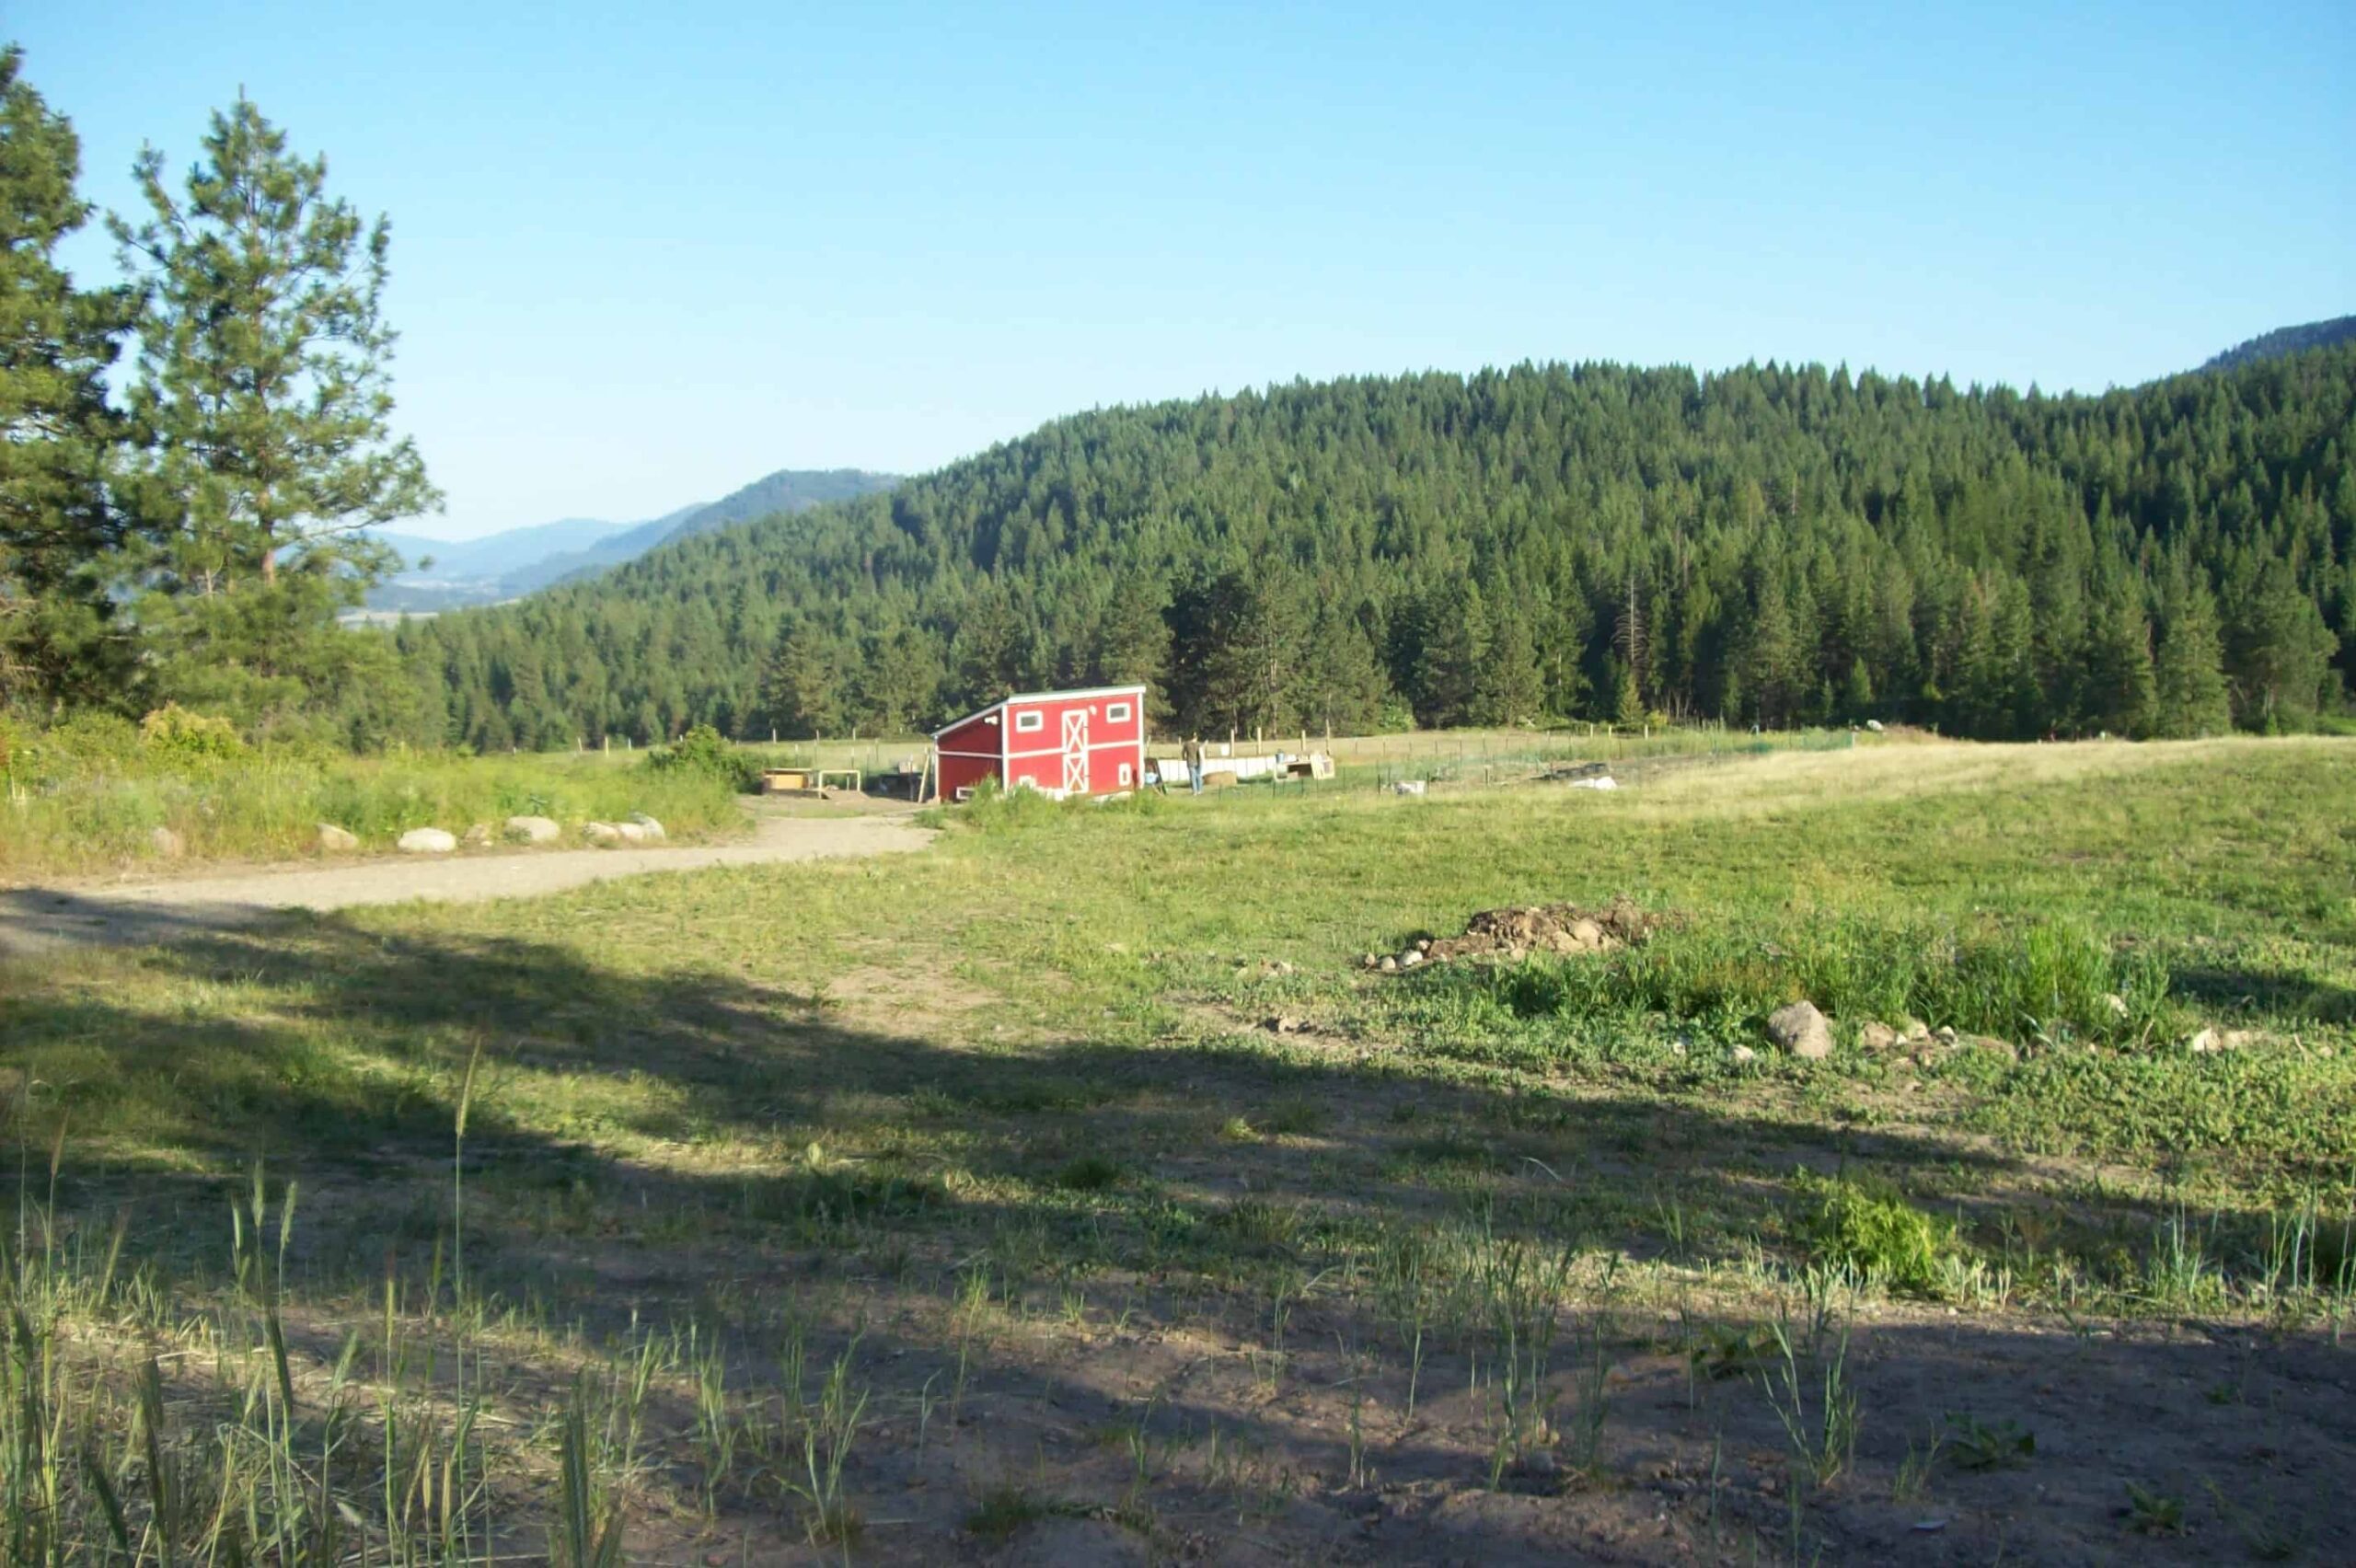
(3, 734), (2352, 1562)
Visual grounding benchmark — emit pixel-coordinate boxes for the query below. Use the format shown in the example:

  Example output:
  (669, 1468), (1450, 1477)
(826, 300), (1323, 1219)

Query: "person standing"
(1183, 735), (1204, 796)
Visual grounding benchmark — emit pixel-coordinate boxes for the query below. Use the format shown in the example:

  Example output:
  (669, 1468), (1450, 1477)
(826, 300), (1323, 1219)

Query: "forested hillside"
(403, 351), (2355, 748)
(2201, 317), (2356, 374)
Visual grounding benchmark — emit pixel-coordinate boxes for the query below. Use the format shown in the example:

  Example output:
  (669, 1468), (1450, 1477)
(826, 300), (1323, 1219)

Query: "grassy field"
(0, 715), (745, 876)
(5, 734), (2353, 1562)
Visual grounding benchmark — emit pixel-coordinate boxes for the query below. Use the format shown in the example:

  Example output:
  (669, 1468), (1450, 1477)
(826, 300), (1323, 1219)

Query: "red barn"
(932, 685), (1149, 801)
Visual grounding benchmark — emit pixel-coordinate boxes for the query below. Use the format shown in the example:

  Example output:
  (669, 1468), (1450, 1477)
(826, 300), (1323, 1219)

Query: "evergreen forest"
(403, 351), (2354, 747)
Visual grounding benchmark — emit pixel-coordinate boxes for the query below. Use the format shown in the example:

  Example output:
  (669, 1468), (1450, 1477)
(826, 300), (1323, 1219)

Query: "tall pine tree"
(111, 96), (438, 738)
(0, 49), (137, 711)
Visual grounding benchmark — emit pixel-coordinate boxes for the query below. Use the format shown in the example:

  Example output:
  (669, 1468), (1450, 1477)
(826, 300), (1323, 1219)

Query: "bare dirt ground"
(0, 802), (934, 956)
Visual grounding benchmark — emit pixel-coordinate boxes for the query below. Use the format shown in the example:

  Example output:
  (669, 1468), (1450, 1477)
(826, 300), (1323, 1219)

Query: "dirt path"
(0, 809), (934, 958)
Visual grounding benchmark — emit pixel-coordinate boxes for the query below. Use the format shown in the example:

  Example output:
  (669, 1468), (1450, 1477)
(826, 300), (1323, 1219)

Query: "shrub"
(1798, 1175), (1957, 1296)
(643, 723), (758, 791)
(140, 703), (247, 764)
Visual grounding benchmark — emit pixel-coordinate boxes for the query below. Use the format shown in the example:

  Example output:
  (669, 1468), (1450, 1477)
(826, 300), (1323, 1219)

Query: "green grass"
(0, 711), (745, 872)
(3, 732), (2353, 1560)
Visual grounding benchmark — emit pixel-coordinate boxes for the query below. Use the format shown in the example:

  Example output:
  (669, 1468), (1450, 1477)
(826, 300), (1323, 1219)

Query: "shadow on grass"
(5, 901), (2351, 1564)
(2171, 960), (2356, 1025)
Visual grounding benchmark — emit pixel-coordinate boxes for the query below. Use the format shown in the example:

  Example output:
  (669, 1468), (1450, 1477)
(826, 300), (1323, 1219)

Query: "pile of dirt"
(1364, 899), (1668, 971)
(1433, 899), (1665, 960)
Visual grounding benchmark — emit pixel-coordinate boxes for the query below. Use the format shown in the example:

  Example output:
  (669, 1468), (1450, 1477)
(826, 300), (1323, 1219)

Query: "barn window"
(953, 786), (975, 801)
(1014, 710), (1044, 733)
(1106, 701), (1132, 721)
(1118, 763), (1134, 786)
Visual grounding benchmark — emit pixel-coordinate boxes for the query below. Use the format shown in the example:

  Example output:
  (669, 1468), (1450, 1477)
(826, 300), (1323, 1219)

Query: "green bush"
(140, 703), (247, 766)
(644, 723), (759, 791)
(1798, 1174), (1958, 1296)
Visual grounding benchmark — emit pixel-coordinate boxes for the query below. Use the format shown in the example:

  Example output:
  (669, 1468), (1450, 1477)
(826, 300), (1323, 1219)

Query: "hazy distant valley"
(365, 467), (899, 611)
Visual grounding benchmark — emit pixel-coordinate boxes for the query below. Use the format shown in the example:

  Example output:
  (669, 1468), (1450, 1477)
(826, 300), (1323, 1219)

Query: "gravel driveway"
(0, 811), (934, 958)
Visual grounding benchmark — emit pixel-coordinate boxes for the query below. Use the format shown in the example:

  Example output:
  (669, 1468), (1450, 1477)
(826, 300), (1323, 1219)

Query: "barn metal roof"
(930, 684), (1148, 740)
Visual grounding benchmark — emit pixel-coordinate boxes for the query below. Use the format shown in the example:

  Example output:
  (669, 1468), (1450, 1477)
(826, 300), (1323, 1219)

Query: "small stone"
(1900, 1017), (1931, 1042)
(315, 823), (358, 852)
(2105, 993), (2131, 1020)
(582, 822), (622, 846)
(613, 821), (648, 843)
(1264, 1015), (1303, 1034)
(627, 813), (666, 841)
(461, 823), (491, 848)
(397, 827), (456, 854)
(1568, 917), (1604, 948)
(148, 825), (185, 859)
(1933, 1025), (1959, 1044)
(1399, 949), (1424, 969)
(1766, 1000), (1834, 1060)
(504, 814), (560, 844)
(1415, 939), (1432, 952)
(1362, 953), (1380, 970)
(1859, 1020), (1900, 1052)
(1969, 1035), (2020, 1063)
(2187, 1028), (2219, 1054)
(1379, 955), (1398, 973)
(1731, 1043), (1757, 1065)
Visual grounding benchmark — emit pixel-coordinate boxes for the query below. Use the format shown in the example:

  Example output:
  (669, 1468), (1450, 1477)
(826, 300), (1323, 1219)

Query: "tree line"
(405, 352), (2351, 748)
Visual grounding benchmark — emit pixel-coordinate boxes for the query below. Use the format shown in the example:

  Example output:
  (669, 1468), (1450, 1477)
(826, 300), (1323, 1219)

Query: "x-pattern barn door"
(1061, 709), (1090, 794)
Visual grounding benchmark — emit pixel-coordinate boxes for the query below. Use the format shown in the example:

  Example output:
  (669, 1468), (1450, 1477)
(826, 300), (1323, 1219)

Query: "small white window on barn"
(1118, 762), (1134, 786)
(954, 786), (975, 801)
(1106, 701), (1132, 722)
(1014, 709), (1044, 733)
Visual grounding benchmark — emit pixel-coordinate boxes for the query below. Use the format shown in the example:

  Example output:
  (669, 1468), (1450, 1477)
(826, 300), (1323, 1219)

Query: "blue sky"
(16, 0), (2353, 540)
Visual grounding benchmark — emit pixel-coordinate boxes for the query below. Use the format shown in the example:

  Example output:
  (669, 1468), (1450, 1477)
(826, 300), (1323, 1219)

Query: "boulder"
(1858, 1020), (1900, 1052)
(1379, 954), (1398, 973)
(316, 823), (359, 852)
(582, 822), (622, 847)
(613, 821), (648, 843)
(1393, 779), (1426, 797)
(1900, 1017), (1932, 1043)
(397, 827), (456, 854)
(461, 823), (492, 848)
(1399, 949), (1424, 968)
(504, 814), (560, 844)
(148, 825), (185, 859)
(1568, 917), (1605, 949)
(1730, 1043), (1758, 1065)
(1766, 1000), (1833, 1060)
(2187, 1027), (2220, 1055)
(627, 813), (666, 841)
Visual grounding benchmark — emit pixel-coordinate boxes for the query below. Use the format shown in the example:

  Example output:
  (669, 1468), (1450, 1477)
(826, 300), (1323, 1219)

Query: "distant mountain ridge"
(2200, 316), (2356, 374)
(365, 468), (899, 611)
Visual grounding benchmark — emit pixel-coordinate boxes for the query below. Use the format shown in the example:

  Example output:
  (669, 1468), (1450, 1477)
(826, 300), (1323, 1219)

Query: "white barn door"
(1061, 709), (1090, 794)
